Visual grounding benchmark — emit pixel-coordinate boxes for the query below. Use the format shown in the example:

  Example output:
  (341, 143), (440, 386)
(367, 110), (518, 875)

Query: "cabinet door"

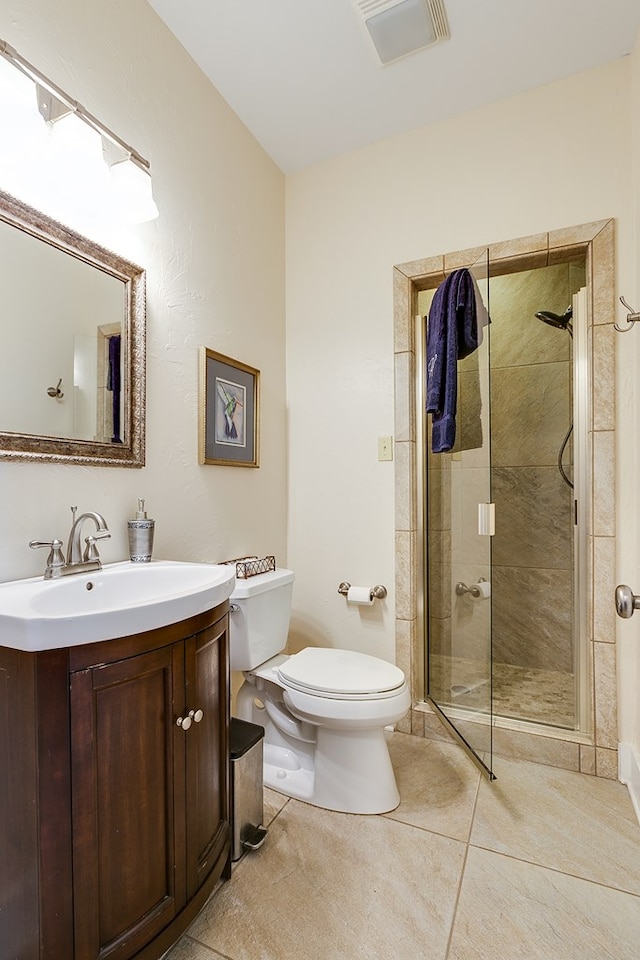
(184, 617), (230, 898)
(0, 648), (41, 960)
(70, 644), (185, 960)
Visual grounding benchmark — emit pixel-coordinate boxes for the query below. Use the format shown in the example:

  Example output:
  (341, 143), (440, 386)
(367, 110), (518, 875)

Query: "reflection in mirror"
(0, 190), (145, 466)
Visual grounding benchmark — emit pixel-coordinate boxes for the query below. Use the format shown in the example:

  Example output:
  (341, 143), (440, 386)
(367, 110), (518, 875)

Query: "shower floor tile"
(429, 653), (575, 727)
(492, 660), (575, 726)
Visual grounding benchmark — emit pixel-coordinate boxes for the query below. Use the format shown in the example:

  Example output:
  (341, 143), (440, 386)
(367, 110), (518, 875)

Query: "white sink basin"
(0, 560), (236, 652)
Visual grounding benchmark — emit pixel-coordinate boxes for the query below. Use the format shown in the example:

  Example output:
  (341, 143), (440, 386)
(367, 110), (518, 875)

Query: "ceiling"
(147, 0), (640, 173)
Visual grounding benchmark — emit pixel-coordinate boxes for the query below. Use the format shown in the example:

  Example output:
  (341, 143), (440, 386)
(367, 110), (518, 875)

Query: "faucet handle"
(29, 539), (65, 575)
(83, 531), (111, 562)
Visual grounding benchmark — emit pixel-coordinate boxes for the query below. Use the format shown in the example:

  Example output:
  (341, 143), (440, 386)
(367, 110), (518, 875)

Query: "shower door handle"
(478, 503), (495, 536)
(615, 584), (640, 619)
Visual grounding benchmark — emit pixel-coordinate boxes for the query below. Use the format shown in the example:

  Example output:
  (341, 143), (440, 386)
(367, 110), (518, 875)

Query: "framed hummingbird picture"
(199, 347), (260, 466)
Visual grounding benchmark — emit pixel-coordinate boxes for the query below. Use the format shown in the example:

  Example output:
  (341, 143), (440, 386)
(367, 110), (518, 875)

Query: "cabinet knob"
(176, 715), (192, 730)
(189, 708), (204, 723)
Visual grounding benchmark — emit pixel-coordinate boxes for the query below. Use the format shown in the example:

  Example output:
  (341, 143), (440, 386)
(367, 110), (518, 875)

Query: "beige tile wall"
(393, 220), (618, 778)
(489, 265), (580, 675)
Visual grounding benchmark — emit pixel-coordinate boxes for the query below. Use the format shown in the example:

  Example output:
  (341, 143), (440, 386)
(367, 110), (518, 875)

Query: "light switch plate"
(377, 436), (393, 461)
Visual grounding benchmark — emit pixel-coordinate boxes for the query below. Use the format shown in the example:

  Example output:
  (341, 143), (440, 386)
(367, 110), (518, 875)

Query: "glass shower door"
(425, 249), (494, 778)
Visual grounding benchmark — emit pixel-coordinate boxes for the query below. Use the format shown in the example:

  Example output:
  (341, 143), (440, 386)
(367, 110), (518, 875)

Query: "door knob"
(176, 715), (192, 730)
(189, 709), (204, 723)
(615, 584), (640, 619)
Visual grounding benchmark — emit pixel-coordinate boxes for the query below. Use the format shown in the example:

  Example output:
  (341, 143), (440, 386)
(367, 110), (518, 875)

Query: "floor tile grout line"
(467, 841), (640, 899)
(443, 767), (484, 959)
(384, 813), (475, 845)
(443, 836), (472, 960)
(180, 933), (234, 959)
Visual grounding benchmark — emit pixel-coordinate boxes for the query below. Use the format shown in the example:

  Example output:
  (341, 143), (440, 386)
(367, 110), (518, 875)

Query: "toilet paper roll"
(347, 585), (374, 606)
(472, 580), (491, 600)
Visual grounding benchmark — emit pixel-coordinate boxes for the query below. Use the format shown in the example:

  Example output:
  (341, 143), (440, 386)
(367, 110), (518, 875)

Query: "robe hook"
(47, 377), (64, 399)
(615, 296), (640, 333)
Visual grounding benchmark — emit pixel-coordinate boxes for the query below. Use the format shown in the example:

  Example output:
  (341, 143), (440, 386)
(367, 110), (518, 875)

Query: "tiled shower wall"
(489, 263), (585, 674)
(393, 222), (618, 778)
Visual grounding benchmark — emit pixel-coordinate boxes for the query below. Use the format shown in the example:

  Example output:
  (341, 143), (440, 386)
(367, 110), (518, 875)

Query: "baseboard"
(618, 742), (640, 827)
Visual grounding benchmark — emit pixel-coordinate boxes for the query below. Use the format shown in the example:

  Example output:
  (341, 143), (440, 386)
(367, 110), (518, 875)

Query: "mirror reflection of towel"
(108, 334), (122, 443)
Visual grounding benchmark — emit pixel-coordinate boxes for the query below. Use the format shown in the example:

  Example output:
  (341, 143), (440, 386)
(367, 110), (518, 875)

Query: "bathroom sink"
(0, 560), (236, 652)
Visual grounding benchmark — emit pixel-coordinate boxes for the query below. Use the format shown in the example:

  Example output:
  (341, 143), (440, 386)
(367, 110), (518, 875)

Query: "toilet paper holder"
(455, 577), (488, 598)
(338, 582), (387, 601)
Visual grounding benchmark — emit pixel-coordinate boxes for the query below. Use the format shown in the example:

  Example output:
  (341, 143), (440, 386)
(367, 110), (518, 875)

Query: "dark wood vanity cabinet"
(0, 603), (231, 960)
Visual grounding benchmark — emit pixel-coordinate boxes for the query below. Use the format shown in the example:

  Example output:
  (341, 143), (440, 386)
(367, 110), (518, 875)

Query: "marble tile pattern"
(491, 465), (574, 569)
(165, 736), (640, 960)
(490, 359), (572, 462)
(491, 565), (574, 672)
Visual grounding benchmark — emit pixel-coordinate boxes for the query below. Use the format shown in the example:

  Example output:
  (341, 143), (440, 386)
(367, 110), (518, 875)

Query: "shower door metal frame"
(573, 286), (591, 735)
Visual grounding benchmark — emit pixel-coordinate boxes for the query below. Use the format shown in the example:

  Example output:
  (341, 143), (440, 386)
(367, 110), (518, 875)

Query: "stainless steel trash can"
(230, 717), (267, 862)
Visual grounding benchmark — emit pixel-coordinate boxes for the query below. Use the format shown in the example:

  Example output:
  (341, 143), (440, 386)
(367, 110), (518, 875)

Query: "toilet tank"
(229, 568), (294, 671)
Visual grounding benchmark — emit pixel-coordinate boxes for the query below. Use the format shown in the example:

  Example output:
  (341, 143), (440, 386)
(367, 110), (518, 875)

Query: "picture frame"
(198, 347), (260, 467)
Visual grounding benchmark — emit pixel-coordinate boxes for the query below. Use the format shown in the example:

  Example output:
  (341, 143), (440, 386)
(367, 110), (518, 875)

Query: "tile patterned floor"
(165, 734), (640, 960)
(430, 654), (575, 728)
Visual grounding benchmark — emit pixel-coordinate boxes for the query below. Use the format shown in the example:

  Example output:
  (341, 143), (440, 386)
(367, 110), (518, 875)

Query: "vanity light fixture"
(36, 84), (72, 124)
(108, 157), (159, 224)
(0, 38), (159, 223)
(101, 138), (159, 224)
(352, 0), (450, 65)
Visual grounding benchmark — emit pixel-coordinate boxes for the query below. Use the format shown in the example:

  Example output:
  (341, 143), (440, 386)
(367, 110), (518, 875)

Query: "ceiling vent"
(353, 0), (450, 65)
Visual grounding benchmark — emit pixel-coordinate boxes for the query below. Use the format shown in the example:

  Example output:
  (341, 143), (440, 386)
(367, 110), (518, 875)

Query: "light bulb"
(109, 157), (159, 223)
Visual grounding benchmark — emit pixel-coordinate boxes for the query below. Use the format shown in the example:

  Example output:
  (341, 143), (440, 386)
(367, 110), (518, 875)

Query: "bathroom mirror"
(0, 189), (145, 466)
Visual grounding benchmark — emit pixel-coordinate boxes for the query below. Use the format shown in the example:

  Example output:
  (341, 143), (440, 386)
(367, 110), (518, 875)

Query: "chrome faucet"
(66, 507), (111, 564)
(30, 506), (111, 579)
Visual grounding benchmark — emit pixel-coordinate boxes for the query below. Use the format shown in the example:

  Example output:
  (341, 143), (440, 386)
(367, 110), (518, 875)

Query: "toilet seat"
(277, 647), (405, 701)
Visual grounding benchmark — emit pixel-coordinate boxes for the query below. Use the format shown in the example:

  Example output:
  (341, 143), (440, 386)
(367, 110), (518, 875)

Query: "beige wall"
(286, 56), (640, 749)
(0, 0), (287, 582)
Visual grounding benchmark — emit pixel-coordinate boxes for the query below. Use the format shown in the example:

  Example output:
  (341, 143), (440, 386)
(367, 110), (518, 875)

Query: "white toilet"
(230, 568), (410, 814)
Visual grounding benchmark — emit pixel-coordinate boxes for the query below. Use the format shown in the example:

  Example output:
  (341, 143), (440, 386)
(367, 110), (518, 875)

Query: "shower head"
(535, 306), (573, 335)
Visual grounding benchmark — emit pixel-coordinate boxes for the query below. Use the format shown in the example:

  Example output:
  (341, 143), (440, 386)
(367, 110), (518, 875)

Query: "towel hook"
(47, 377), (64, 399)
(615, 296), (640, 333)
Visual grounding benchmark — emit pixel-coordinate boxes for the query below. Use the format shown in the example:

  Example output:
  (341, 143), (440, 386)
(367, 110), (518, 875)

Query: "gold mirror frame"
(0, 190), (145, 467)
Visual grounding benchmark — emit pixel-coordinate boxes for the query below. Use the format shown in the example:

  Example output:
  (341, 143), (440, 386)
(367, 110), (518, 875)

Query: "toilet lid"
(277, 647), (405, 698)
